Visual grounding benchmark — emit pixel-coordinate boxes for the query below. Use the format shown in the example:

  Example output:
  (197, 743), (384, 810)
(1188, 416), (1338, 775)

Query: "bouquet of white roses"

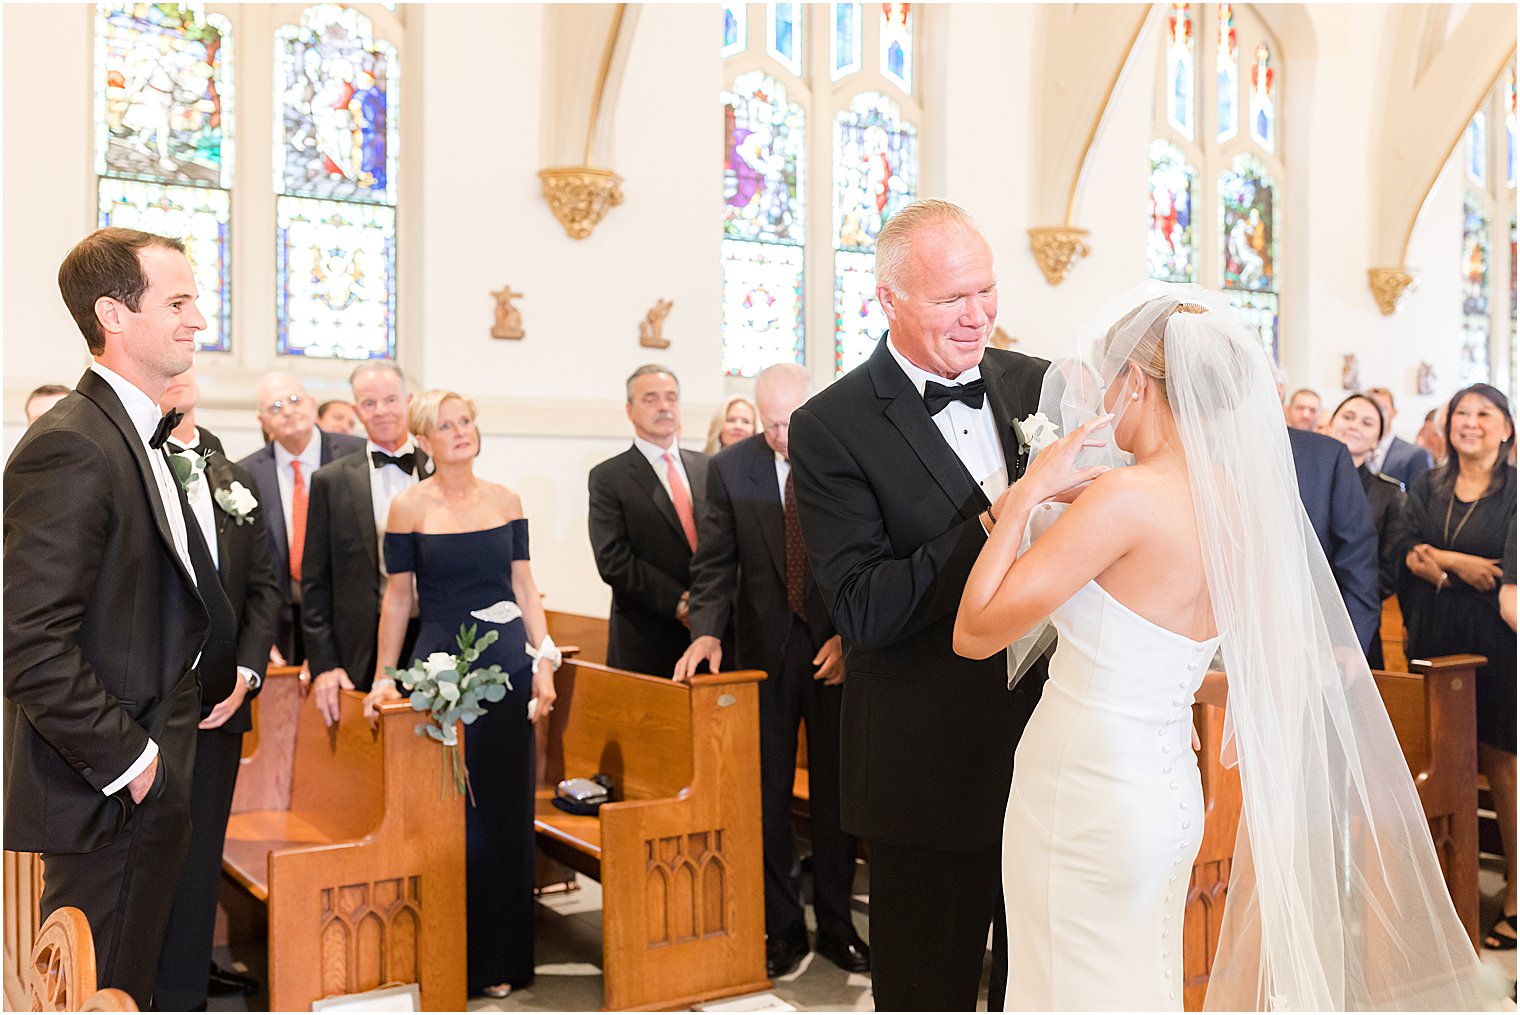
(386, 623), (512, 800)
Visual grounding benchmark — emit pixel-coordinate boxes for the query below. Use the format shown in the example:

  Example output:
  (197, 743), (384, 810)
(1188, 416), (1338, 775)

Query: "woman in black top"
(1326, 393), (1416, 668)
(1401, 383), (1516, 950)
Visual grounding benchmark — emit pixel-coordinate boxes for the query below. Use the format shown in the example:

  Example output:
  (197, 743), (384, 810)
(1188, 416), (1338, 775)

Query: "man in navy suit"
(236, 371), (365, 665)
(1287, 426), (1381, 651)
(1365, 386), (1435, 489)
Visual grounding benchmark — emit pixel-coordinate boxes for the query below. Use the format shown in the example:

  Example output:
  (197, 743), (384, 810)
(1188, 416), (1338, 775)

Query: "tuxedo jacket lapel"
(869, 345), (981, 514)
(204, 454), (236, 581)
(746, 443), (787, 583)
(980, 353), (1031, 479)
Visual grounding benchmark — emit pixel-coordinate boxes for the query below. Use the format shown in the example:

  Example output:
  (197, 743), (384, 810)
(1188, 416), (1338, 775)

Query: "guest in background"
(153, 366), (280, 1008)
(1284, 387), (1322, 430)
(304, 362), (426, 724)
(1502, 516), (1516, 631)
(1417, 405), (1448, 466)
(317, 399), (358, 435)
(237, 372), (365, 666)
(1287, 425), (1381, 652)
(675, 363), (867, 979)
(703, 394), (756, 454)
(1365, 386), (1435, 488)
(588, 365), (709, 676)
(363, 389), (557, 1000)
(1325, 393), (1416, 668)
(23, 383), (71, 425)
(1401, 383), (1515, 950)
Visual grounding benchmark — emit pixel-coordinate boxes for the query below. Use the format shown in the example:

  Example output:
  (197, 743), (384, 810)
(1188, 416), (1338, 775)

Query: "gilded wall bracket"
(1367, 267), (1417, 316)
(1028, 226), (1091, 286)
(538, 167), (625, 240)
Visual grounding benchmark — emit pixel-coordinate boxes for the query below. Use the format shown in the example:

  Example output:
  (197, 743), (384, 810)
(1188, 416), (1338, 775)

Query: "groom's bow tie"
(149, 409), (184, 450)
(371, 449), (418, 475)
(922, 378), (986, 415)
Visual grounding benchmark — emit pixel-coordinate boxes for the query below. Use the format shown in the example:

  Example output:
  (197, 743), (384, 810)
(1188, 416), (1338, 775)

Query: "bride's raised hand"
(1015, 413), (1114, 506)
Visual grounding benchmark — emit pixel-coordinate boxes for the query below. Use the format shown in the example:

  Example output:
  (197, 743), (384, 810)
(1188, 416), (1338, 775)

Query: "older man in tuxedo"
(4, 228), (236, 1007)
(304, 361), (426, 723)
(788, 200), (1050, 1010)
(675, 363), (867, 979)
(588, 365), (709, 676)
(237, 371), (365, 666)
(153, 366), (281, 1008)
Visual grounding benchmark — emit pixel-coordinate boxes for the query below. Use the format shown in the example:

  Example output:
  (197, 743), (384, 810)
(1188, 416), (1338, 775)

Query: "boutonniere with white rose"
(1013, 412), (1060, 459)
(214, 480), (259, 525)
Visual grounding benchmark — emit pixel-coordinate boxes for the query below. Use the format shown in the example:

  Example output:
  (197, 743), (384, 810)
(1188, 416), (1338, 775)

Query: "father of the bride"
(788, 199), (1049, 1010)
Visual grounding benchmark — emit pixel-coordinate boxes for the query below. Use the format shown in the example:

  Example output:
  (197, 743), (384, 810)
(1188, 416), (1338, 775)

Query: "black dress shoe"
(765, 926), (810, 979)
(207, 960), (259, 997)
(814, 931), (870, 973)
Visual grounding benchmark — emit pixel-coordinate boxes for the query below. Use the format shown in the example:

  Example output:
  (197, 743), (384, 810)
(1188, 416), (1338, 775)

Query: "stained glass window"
(1507, 66), (1516, 188)
(1226, 290), (1279, 362)
(1220, 156), (1276, 291)
(1511, 215), (1517, 401)
(1460, 190), (1492, 385)
(95, 2), (234, 353)
(881, 4), (913, 94)
(722, 72), (805, 375)
(1248, 41), (1274, 153)
(722, 2), (746, 58)
(276, 196), (396, 359)
(1147, 140), (1197, 283)
(1465, 112), (1487, 188)
(832, 3), (862, 80)
(833, 91), (918, 374)
(767, 3), (801, 76)
(1166, 4), (1195, 140)
(1216, 4), (1238, 143)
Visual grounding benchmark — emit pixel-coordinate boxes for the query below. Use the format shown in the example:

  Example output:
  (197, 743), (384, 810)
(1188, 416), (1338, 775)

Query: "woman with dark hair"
(1402, 382), (1517, 951)
(1325, 393), (1417, 667)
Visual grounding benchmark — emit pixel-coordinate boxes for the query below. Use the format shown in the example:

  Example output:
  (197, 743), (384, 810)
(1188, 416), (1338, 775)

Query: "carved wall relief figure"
(990, 327), (1018, 350)
(491, 284), (525, 340)
(1341, 354), (1361, 391)
(1417, 360), (1437, 396)
(640, 298), (673, 349)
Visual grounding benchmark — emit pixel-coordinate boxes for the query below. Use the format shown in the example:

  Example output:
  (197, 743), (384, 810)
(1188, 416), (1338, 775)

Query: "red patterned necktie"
(783, 470), (808, 622)
(663, 453), (698, 551)
(289, 460), (308, 582)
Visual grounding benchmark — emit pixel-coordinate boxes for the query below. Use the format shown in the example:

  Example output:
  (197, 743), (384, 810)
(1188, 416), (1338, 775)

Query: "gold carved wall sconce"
(538, 167), (625, 240)
(640, 298), (673, 349)
(491, 284), (525, 340)
(990, 327), (1019, 350)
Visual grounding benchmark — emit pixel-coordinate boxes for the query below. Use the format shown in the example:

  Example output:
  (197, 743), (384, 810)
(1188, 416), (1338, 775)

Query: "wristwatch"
(237, 666), (262, 691)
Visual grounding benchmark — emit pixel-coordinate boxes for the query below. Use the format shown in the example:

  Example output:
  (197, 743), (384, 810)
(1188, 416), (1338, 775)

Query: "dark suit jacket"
(188, 429), (282, 734)
(789, 338), (1049, 851)
(301, 447), (429, 691)
(1379, 435), (1434, 491)
(1287, 427), (1381, 651)
(4, 369), (213, 853)
(588, 444), (709, 676)
(688, 433), (835, 675)
(236, 430), (365, 660)
(1356, 465), (1416, 603)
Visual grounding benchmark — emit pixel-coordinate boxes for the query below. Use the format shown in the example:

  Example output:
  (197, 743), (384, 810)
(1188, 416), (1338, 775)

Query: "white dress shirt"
(886, 337), (1009, 503)
(633, 434), (693, 503)
(90, 362), (201, 796)
(168, 430), (218, 571)
(1368, 431), (1396, 475)
(775, 450), (790, 501)
(368, 437), (421, 574)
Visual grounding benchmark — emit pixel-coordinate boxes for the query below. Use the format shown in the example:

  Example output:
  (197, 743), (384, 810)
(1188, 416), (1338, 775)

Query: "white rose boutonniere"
(214, 480), (259, 525)
(1015, 412), (1060, 457)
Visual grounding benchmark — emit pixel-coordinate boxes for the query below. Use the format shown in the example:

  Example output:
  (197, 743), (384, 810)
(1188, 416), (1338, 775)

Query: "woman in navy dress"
(364, 389), (560, 998)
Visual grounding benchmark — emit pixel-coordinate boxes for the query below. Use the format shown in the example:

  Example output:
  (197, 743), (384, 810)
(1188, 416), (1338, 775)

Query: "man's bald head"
(754, 362), (812, 460)
(255, 370), (317, 453)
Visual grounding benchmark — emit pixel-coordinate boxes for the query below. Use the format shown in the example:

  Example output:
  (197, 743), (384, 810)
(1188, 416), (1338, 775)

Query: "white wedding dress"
(1002, 575), (1219, 1012)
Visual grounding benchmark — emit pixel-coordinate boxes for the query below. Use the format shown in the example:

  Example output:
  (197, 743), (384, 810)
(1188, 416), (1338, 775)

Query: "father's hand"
(128, 756), (160, 805)
(674, 636), (723, 683)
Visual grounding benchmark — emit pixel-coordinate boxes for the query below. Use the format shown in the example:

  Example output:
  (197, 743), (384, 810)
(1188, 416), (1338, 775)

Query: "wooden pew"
(3, 850), (46, 1011)
(221, 667), (467, 1011)
(27, 906), (137, 1012)
(546, 609), (610, 666)
(1181, 654), (1483, 1010)
(535, 659), (770, 1011)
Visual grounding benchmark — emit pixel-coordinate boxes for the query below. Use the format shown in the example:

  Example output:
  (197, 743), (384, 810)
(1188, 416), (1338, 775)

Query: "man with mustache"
(588, 365), (710, 676)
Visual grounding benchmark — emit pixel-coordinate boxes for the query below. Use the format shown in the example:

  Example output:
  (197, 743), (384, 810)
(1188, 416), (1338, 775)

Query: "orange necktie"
(663, 453), (698, 551)
(289, 459), (308, 583)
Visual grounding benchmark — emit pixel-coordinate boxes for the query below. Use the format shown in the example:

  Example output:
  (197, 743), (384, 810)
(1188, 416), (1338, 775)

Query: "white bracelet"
(525, 633), (563, 671)
(373, 676), (397, 690)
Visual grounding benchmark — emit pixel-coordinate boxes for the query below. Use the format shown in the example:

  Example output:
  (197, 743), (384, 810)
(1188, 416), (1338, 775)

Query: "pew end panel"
(546, 610), (610, 667)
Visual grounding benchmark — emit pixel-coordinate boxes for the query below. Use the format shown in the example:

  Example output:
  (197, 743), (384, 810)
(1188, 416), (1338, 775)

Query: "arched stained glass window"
(833, 92), (917, 375)
(1147, 140), (1197, 283)
(95, 2), (233, 352)
(1215, 4), (1237, 143)
(274, 3), (398, 360)
(880, 4), (913, 96)
(722, 1), (747, 57)
(832, 3), (862, 81)
(1462, 68), (1518, 397)
(767, 3), (801, 76)
(1507, 65), (1516, 188)
(1467, 111), (1488, 188)
(1461, 190), (1492, 385)
(1150, 3), (1284, 360)
(1165, 4), (1195, 141)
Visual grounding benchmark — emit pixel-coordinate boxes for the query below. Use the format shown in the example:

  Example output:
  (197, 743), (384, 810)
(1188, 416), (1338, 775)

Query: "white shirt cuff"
(102, 739), (158, 796)
(237, 666), (261, 691)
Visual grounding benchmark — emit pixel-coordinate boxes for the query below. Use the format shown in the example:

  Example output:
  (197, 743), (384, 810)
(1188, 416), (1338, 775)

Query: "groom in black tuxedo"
(4, 228), (235, 1008)
(789, 200), (1050, 1010)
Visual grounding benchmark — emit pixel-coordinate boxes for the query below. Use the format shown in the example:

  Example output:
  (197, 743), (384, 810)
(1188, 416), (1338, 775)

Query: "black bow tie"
(149, 409), (183, 450)
(372, 449), (417, 475)
(922, 378), (987, 415)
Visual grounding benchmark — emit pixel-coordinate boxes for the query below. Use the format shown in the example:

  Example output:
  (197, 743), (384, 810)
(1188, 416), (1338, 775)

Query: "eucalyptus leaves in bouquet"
(386, 623), (512, 799)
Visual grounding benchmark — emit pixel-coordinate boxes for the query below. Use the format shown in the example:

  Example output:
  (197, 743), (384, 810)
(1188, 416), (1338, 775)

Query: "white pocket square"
(470, 601), (523, 624)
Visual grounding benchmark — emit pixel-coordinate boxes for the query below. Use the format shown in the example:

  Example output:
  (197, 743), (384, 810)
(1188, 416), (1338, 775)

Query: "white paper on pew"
(311, 982), (419, 1012)
(694, 991), (797, 1011)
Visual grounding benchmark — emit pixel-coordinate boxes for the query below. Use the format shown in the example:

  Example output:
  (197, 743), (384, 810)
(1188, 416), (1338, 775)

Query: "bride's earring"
(1129, 392), (1140, 402)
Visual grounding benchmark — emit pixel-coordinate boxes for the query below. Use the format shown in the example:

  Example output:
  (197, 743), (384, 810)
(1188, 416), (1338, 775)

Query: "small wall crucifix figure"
(640, 298), (673, 349)
(1341, 354), (1361, 391)
(491, 284), (525, 340)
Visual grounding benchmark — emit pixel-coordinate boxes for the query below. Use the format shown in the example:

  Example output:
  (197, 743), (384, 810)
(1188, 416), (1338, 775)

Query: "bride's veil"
(1025, 282), (1489, 1010)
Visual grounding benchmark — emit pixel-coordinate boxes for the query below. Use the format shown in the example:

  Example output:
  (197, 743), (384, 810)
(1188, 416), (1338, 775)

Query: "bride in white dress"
(954, 290), (1489, 1011)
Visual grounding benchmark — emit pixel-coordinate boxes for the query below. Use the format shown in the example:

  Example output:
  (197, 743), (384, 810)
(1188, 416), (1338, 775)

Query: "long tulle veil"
(1012, 283), (1491, 1010)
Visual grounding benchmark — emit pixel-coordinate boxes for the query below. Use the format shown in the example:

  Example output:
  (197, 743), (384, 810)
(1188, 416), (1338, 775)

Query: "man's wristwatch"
(237, 666), (262, 691)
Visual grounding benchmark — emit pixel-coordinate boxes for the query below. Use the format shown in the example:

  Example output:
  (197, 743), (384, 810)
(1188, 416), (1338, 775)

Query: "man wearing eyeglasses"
(237, 372), (365, 666)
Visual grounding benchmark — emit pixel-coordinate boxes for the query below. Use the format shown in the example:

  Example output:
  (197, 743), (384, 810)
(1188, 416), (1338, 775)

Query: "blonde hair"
(874, 199), (984, 297)
(704, 395), (756, 454)
(1102, 299), (1208, 394)
(408, 388), (478, 437)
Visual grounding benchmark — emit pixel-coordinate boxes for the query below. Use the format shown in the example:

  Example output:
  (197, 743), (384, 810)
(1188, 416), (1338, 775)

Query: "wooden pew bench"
(534, 659), (770, 1011)
(1181, 654), (1483, 1010)
(221, 668), (466, 1011)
